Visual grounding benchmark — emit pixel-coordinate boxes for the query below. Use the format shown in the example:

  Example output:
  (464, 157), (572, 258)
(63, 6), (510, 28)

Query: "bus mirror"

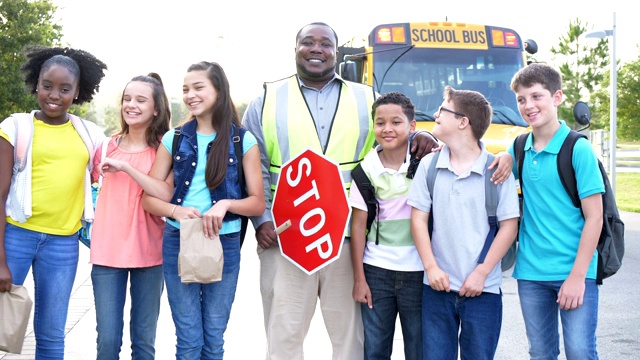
(524, 39), (538, 55)
(573, 101), (591, 131)
(341, 61), (358, 82)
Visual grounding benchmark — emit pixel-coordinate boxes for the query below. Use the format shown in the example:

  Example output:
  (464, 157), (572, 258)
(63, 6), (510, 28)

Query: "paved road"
(2, 211), (639, 359)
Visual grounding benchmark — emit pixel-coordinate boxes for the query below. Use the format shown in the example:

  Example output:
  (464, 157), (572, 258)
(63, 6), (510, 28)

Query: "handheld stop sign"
(271, 148), (351, 275)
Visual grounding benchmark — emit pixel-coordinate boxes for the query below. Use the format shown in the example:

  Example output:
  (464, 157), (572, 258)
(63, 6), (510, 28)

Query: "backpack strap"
(351, 163), (379, 244)
(69, 114), (97, 172)
(98, 137), (110, 187)
(557, 130), (585, 208)
(171, 126), (182, 159)
(232, 125), (249, 247)
(477, 153), (498, 264)
(233, 125), (245, 193)
(9, 113), (34, 223)
(425, 152), (440, 199)
(12, 113), (34, 174)
(514, 132), (529, 192)
(426, 151), (441, 237)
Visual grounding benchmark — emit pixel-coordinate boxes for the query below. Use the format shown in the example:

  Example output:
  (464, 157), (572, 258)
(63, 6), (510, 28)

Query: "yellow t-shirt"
(6, 118), (89, 235)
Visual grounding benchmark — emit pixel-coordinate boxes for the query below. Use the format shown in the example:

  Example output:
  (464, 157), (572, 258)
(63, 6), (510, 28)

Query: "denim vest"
(170, 119), (243, 222)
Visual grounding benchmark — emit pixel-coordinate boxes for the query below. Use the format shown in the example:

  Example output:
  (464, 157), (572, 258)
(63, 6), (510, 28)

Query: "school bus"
(338, 22), (538, 153)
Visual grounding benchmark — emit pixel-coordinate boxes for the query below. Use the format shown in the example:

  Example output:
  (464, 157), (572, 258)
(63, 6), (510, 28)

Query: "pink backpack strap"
(12, 113), (34, 174)
(69, 114), (96, 170)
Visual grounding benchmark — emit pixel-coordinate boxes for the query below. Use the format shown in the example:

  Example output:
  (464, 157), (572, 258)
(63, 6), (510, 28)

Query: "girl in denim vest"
(141, 62), (265, 359)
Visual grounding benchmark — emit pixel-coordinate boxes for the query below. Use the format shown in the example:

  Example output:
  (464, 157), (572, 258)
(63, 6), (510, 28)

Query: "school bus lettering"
(409, 24), (488, 50)
(337, 21), (535, 154)
(412, 29), (461, 44)
(462, 30), (486, 45)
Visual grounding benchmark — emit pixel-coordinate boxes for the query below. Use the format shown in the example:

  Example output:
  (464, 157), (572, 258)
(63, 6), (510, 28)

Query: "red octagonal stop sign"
(271, 148), (351, 275)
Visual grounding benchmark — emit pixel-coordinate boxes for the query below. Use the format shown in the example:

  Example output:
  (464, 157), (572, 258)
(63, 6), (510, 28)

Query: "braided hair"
(20, 45), (108, 104)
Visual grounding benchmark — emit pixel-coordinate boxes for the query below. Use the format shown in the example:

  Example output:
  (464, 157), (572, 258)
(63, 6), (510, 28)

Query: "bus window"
(337, 22), (536, 153)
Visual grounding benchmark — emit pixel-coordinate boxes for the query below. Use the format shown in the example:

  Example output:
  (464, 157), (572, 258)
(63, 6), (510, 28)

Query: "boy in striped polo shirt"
(349, 92), (424, 360)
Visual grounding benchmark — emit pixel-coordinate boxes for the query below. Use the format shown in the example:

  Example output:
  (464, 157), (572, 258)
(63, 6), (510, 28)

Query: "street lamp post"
(586, 12), (617, 195)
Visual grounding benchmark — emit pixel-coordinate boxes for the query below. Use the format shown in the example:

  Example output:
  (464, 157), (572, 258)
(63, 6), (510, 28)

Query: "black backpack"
(172, 125), (249, 247)
(514, 130), (625, 284)
(351, 163), (380, 244)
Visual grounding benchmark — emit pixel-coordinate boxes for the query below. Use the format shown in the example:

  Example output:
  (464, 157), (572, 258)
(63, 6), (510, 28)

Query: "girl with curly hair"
(0, 45), (107, 358)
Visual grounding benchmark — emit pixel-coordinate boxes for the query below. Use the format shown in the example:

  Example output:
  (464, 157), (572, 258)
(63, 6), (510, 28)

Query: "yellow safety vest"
(262, 75), (376, 195)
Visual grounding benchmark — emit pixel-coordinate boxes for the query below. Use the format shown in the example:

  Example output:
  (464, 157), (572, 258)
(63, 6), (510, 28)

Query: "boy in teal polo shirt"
(508, 63), (604, 359)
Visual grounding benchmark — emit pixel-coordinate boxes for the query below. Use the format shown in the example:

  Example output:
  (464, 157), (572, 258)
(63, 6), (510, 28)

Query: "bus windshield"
(371, 46), (527, 127)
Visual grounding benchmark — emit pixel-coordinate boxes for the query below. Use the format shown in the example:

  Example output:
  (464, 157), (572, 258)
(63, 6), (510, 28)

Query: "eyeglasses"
(436, 106), (466, 119)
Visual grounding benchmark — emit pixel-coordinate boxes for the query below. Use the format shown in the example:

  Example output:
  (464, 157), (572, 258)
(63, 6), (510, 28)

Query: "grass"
(615, 172), (640, 213)
(609, 141), (640, 212)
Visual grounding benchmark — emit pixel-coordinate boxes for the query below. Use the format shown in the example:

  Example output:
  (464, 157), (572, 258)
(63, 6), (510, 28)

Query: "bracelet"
(170, 205), (178, 218)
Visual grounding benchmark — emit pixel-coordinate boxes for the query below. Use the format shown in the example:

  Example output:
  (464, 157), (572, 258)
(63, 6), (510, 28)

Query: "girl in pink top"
(90, 73), (170, 359)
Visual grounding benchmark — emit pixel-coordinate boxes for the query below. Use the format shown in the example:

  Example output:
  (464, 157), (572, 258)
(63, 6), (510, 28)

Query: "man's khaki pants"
(258, 241), (364, 360)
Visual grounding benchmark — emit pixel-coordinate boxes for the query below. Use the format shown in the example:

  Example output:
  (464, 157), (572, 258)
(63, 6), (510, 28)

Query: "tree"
(615, 58), (640, 141)
(170, 99), (190, 127)
(236, 102), (248, 121)
(99, 103), (121, 136)
(550, 18), (609, 127)
(593, 49), (640, 141)
(0, 0), (62, 117)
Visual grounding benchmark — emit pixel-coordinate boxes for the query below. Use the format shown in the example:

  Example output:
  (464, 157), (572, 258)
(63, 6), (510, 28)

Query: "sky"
(52, 0), (635, 108)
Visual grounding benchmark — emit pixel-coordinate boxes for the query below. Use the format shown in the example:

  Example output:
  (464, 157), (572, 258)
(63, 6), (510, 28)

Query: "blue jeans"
(422, 285), (502, 360)
(91, 264), (164, 360)
(518, 279), (599, 360)
(4, 223), (79, 360)
(361, 264), (422, 360)
(162, 223), (240, 360)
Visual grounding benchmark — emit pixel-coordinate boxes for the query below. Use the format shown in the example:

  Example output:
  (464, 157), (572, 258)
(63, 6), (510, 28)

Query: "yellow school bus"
(338, 22), (537, 153)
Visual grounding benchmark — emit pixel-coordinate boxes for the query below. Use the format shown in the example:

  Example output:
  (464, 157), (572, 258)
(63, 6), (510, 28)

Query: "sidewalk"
(0, 239), (343, 360)
(1, 236), (530, 360)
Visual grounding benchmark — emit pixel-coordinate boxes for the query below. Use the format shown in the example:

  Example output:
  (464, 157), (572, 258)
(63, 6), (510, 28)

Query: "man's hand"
(256, 221), (278, 249)
(487, 152), (514, 184)
(410, 131), (439, 159)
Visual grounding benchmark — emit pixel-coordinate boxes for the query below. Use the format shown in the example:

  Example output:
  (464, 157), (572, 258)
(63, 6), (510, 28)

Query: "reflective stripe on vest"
(262, 75), (375, 192)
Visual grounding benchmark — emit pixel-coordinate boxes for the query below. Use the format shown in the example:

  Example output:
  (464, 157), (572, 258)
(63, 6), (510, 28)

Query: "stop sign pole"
(271, 148), (351, 275)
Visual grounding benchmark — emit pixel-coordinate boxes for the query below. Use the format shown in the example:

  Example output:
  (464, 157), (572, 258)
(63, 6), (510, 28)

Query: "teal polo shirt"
(508, 121), (604, 281)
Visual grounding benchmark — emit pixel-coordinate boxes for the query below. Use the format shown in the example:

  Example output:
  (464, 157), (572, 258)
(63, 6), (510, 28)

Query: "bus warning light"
(376, 28), (392, 43)
(392, 26), (406, 43)
(492, 29), (520, 48)
(504, 31), (519, 47)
